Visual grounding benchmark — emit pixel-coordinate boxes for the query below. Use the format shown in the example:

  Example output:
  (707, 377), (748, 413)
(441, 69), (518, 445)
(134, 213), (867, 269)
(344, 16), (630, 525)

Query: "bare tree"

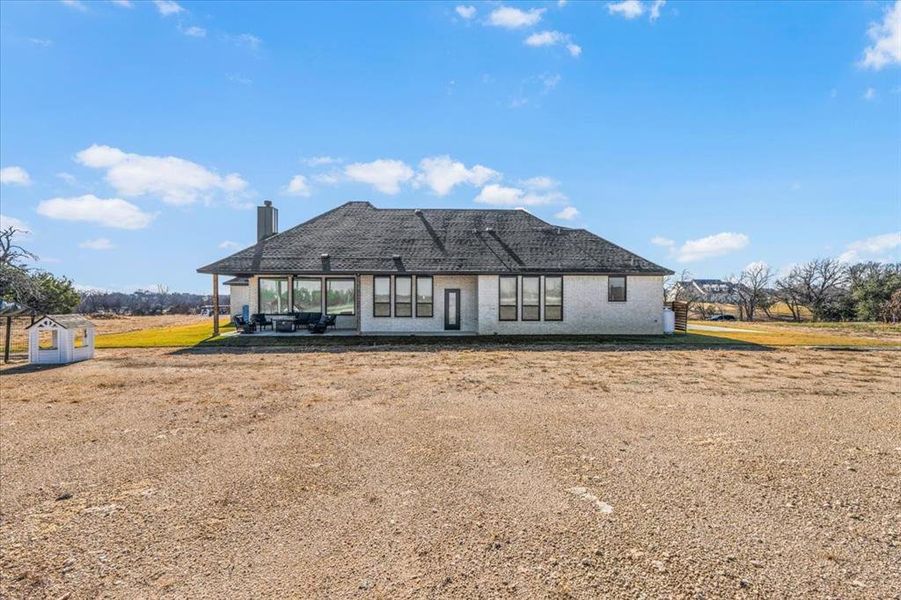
(0, 226), (37, 267)
(797, 258), (848, 321)
(731, 262), (773, 321)
(773, 266), (805, 322)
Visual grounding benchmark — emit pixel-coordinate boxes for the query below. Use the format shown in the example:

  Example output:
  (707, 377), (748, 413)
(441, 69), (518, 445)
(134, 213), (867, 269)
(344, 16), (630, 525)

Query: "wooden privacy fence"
(666, 301), (689, 332)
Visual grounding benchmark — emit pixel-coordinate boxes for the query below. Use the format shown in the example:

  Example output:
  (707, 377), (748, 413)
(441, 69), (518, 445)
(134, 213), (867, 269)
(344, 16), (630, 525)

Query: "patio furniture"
(307, 313), (330, 334)
(324, 314), (337, 330)
(275, 319), (295, 333)
(293, 312), (322, 326)
(233, 315), (256, 334)
(252, 313), (273, 331)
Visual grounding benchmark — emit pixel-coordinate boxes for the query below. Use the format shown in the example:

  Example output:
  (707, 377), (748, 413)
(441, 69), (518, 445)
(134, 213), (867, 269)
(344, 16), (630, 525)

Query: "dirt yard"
(1, 346), (899, 598)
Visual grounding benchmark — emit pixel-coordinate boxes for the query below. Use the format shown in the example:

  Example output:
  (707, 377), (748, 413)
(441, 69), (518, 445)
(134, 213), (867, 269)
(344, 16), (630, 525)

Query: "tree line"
(0, 226), (222, 316)
(670, 258), (901, 322)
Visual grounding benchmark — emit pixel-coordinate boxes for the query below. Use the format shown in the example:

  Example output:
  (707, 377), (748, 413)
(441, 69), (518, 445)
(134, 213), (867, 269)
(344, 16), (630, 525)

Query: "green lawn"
(95, 320), (235, 348)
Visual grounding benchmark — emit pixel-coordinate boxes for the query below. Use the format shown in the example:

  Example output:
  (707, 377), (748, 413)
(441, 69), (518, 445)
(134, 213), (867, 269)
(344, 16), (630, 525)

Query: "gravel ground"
(1, 346), (899, 598)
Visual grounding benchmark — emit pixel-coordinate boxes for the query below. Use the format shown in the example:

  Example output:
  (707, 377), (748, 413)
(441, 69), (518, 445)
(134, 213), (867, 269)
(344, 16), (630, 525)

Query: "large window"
(326, 278), (355, 315)
(522, 276), (540, 321)
(293, 278), (322, 312)
(416, 276), (433, 318)
(373, 276), (391, 317)
(608, 276), (627, 302)
(499, 276), (518, 321)
(259, 277), (289, 313)
(394, 276), (412, 317)
(544, 276), (563, 321)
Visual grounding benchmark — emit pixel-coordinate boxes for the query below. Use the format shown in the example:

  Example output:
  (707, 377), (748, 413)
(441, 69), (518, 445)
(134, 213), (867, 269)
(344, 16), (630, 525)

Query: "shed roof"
(198, 202), (673, 276)
(26, 314), (95, 330)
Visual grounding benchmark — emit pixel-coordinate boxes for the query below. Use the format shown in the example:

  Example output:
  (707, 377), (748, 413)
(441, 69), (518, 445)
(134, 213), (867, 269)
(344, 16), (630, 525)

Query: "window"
(416, 276), (433, 317)
(373, 276), (391, 317)
(544, 276), (563, 321)
(259, 277), (289, 313)
(394, 276), (412, 317)
(74, 328), (88, 348)
(38, 329), (58, 350)
(326, 278), (355, 315)
(608, 276), (627, 302)
(522, 276), (540, 321)
(499, 276), (518, 321)
(293, 278), (322, 312)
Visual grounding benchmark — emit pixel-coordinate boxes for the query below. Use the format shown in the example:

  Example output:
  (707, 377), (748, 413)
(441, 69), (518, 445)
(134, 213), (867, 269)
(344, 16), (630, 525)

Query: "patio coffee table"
(274, 319), (295, 333)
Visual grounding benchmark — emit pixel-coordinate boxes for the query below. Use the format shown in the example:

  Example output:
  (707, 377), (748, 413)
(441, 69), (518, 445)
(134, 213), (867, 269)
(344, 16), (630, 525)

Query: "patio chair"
(307, 313), (330, 334)
(232, 315), (256, 334)
(325, 314), (337, 330)
(252, 313), (273, 331)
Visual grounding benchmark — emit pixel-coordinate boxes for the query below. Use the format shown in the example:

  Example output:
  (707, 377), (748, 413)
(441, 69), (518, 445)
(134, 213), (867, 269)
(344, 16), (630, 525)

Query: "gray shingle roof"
(197, 202), (672, 276)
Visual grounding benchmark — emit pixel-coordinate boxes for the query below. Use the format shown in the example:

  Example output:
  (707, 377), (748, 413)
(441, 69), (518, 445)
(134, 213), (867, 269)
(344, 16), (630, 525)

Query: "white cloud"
(303, 156), (341, 167)
(558, 0), (568, 6)
(608, 0), (645, 19)
(227, 73), (252, 85)
(474, 183), (566, 207)
(0, 214), (30, 235)
(28, 38), (53, 47)
(524, 31), (582, 57)
(0, 166), (31, 186)
(455, 5), (476, 20)
(414, 156), (500, 196)
(57, 172), (78, 186)
(79, 238), (115, 251)
(37, 195), (155, 229)
(285, 174), (312, 197)
(860, 0), (901, 70)
(153, 0), (183, 16)
(312, 171), (342, 185)
(487, 6), (545, 29)
(344, 159), (414, 195)
(228, 33), (262, 51)
(838, 232), (901, 263)
(75, 144), (248, 205)
(650, 235), (675, 248)
(219, 240), (241, 250)
(554, 206), (580, 220)
(649, 0), (666, 21)
(863, 87), (877, 100)
(521, 176), (557, 190)
(674, 232), (749, 262)
(61, 0), (87, 11)
(111, 0), (133, 7)
(180, 25), (206, 38)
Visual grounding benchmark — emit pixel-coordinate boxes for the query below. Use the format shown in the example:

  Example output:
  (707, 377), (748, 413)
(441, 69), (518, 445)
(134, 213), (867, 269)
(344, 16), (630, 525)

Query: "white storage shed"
(26, 314), (95, 365)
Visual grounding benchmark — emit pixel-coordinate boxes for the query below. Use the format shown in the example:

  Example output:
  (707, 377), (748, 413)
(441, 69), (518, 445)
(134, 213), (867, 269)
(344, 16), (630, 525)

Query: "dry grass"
(1, 346), (899, 598)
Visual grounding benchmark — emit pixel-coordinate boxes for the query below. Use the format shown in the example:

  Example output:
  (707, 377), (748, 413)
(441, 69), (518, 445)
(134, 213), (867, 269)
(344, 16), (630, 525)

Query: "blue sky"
(1, 0), (899, 293)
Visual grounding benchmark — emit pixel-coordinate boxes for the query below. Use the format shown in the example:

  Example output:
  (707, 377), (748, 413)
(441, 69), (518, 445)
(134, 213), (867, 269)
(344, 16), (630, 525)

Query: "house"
(668, 279), (741, 304)
(197, 201), (673, 335)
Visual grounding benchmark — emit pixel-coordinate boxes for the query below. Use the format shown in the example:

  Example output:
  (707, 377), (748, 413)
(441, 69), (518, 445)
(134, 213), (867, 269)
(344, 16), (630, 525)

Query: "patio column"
(212, 273), (220, 336)
(287, 274), (294, 313)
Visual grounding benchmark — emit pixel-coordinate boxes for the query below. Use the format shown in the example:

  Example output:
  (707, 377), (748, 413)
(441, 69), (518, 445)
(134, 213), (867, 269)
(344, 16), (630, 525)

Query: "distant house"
(668, 279), (741, 304)
(198, 201), (673, 335)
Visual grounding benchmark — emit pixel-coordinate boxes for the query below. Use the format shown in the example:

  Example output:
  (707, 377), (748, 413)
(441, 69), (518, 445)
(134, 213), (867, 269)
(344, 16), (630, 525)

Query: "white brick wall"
(244, 273), (664, 335)
(359, 275), (478, 333)
(477, 274), (664, 335)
